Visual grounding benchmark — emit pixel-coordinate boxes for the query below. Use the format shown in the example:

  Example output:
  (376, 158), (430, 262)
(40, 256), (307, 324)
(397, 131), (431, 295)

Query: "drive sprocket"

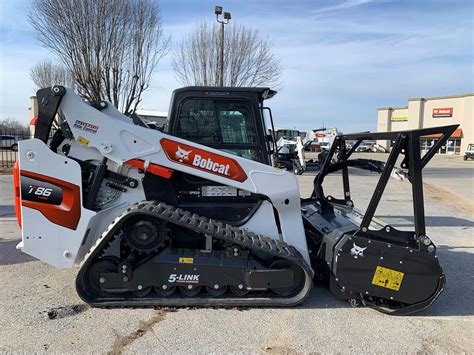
(122, 217), (167, 254)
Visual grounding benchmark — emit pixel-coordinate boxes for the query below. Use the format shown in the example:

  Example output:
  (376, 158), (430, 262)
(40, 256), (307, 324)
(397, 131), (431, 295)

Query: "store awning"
(422, 128), (462, 139)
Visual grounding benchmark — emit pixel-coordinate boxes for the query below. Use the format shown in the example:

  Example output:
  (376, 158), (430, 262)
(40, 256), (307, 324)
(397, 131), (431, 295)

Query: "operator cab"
(141, 87), (279, 226)
(166, 86), (277, 165)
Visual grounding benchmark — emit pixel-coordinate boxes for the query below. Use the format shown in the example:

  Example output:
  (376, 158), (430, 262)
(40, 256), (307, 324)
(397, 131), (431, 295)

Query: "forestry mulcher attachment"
(14, 86), (456, 315)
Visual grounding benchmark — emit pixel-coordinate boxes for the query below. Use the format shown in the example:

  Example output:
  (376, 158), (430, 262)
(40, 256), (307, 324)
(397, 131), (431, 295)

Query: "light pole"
(214, 6), (231, 87)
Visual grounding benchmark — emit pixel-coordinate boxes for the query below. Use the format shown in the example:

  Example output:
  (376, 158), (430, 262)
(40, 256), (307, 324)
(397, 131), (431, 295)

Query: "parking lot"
(0, 154), (473, 353)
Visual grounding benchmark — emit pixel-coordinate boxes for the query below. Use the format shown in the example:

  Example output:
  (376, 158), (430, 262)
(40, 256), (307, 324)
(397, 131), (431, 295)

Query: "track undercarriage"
(76, 202), (313, 307)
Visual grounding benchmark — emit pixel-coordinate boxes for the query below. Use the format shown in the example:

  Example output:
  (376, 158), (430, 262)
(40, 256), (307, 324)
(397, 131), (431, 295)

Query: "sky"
(0, 0), (473, 132)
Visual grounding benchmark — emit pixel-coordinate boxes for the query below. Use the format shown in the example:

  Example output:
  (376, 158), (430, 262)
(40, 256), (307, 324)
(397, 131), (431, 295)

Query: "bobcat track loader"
(14, 86), (456, 315)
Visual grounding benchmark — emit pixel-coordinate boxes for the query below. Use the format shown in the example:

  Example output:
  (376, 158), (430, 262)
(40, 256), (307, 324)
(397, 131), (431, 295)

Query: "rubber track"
(76, 201), (314, 308)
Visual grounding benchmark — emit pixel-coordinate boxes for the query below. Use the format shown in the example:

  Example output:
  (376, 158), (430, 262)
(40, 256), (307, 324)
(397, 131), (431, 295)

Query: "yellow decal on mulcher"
(372, 266), (404, 291)
(179, 257), (194, 264)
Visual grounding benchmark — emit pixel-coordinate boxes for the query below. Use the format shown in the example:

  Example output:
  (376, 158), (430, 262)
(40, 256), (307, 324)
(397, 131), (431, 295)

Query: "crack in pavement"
(108, 310), (167, 355)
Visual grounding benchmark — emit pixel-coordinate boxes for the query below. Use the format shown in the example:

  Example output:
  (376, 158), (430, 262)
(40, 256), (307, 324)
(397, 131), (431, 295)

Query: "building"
(136, 110), (168, 129)
(28, 96), (39, 138)
(377, 93), (473, 155)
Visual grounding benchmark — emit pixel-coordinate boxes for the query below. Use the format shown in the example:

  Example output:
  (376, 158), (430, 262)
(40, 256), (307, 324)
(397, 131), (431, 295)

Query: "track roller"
(133, 286), (152, 297)
(206, 285), (228, 297)
(230, 285), (249, 296)
(180, 285), (201, 297)
(154, 285), (176, 297)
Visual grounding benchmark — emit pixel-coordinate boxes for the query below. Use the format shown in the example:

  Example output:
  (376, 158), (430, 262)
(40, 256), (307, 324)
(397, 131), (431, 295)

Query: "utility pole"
(214, 6), (231, 87)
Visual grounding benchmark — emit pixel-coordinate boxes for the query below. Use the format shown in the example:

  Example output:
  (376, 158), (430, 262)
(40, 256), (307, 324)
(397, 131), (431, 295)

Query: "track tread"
(76, 201), (313, 308)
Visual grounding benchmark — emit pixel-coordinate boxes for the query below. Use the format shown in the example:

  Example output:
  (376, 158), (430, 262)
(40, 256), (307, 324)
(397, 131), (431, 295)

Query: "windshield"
(175, 98), (263, 162)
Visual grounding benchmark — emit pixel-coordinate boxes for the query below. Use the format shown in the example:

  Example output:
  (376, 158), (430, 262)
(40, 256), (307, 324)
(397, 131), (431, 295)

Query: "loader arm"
(20, 86), (309, 266)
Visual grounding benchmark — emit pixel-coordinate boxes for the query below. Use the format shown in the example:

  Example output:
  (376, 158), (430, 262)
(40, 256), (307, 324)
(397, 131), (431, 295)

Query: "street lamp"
(215, 5), (231, 87)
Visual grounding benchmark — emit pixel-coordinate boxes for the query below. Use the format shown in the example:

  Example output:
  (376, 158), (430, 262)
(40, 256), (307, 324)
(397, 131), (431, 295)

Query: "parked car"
(0, 135), (18, 151)
(355, 141), (375, 152)
(464, 143), (474, 161)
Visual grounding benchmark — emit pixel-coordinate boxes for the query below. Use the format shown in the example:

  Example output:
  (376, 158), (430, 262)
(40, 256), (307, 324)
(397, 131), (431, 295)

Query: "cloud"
(311, 0), (377, 15)
(239, 1), (473, 132)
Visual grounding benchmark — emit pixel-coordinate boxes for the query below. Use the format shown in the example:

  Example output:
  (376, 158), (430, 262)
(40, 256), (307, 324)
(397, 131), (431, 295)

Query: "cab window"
(215, 101), (257, 144)
(175, 99), (263, 162)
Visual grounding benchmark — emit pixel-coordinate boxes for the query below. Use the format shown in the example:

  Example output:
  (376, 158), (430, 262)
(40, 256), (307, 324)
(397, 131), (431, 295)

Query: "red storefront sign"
(432, 108), (453, 118)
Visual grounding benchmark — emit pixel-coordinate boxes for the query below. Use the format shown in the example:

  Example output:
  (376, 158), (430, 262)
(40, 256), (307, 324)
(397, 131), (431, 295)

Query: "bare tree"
(29, 0), (170, 115)
(172, 22), (282, 88)
(30, 60), (75, 90)
(0, 118), (29, 132)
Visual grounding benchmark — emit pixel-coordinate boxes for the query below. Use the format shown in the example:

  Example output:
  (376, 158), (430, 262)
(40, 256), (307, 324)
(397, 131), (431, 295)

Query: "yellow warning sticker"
(179, 257), (194, 264)
(77, 136), (89, 146)
(372, 266), (404, 291)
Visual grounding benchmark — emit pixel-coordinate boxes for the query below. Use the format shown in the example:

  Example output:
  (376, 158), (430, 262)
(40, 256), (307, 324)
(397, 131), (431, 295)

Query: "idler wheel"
(269, 260), (305, 297)
(85, 257), (119, 297)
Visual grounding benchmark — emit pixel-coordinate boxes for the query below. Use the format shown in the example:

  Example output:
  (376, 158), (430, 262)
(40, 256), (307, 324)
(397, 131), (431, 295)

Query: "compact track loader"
(14, 86), (457, 314)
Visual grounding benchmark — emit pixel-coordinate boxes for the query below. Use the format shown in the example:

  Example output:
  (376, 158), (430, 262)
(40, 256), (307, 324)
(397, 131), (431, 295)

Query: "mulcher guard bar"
(314, 124), (459, 230)
(303, 125), (458, 315)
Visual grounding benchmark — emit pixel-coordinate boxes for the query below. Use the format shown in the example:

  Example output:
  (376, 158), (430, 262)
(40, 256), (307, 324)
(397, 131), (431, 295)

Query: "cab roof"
(172, 86), (277, 101)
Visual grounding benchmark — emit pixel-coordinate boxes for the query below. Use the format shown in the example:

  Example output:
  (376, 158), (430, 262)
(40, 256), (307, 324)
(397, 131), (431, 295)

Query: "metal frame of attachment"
(312, 124), (459, 238)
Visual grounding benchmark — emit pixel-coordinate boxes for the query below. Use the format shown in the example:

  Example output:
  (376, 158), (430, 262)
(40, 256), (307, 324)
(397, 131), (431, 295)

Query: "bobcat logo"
(350, 243), (367, 259)
(175, 145), (192, 162)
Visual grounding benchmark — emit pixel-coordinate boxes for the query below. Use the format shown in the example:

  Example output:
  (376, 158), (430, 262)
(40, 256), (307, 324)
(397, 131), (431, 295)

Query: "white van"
(0, 135), (18, 151)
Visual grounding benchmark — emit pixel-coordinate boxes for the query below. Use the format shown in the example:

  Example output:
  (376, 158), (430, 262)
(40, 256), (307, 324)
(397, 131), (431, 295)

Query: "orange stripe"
(125, 159), (173, 179)
(13, 161), (22, 229)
